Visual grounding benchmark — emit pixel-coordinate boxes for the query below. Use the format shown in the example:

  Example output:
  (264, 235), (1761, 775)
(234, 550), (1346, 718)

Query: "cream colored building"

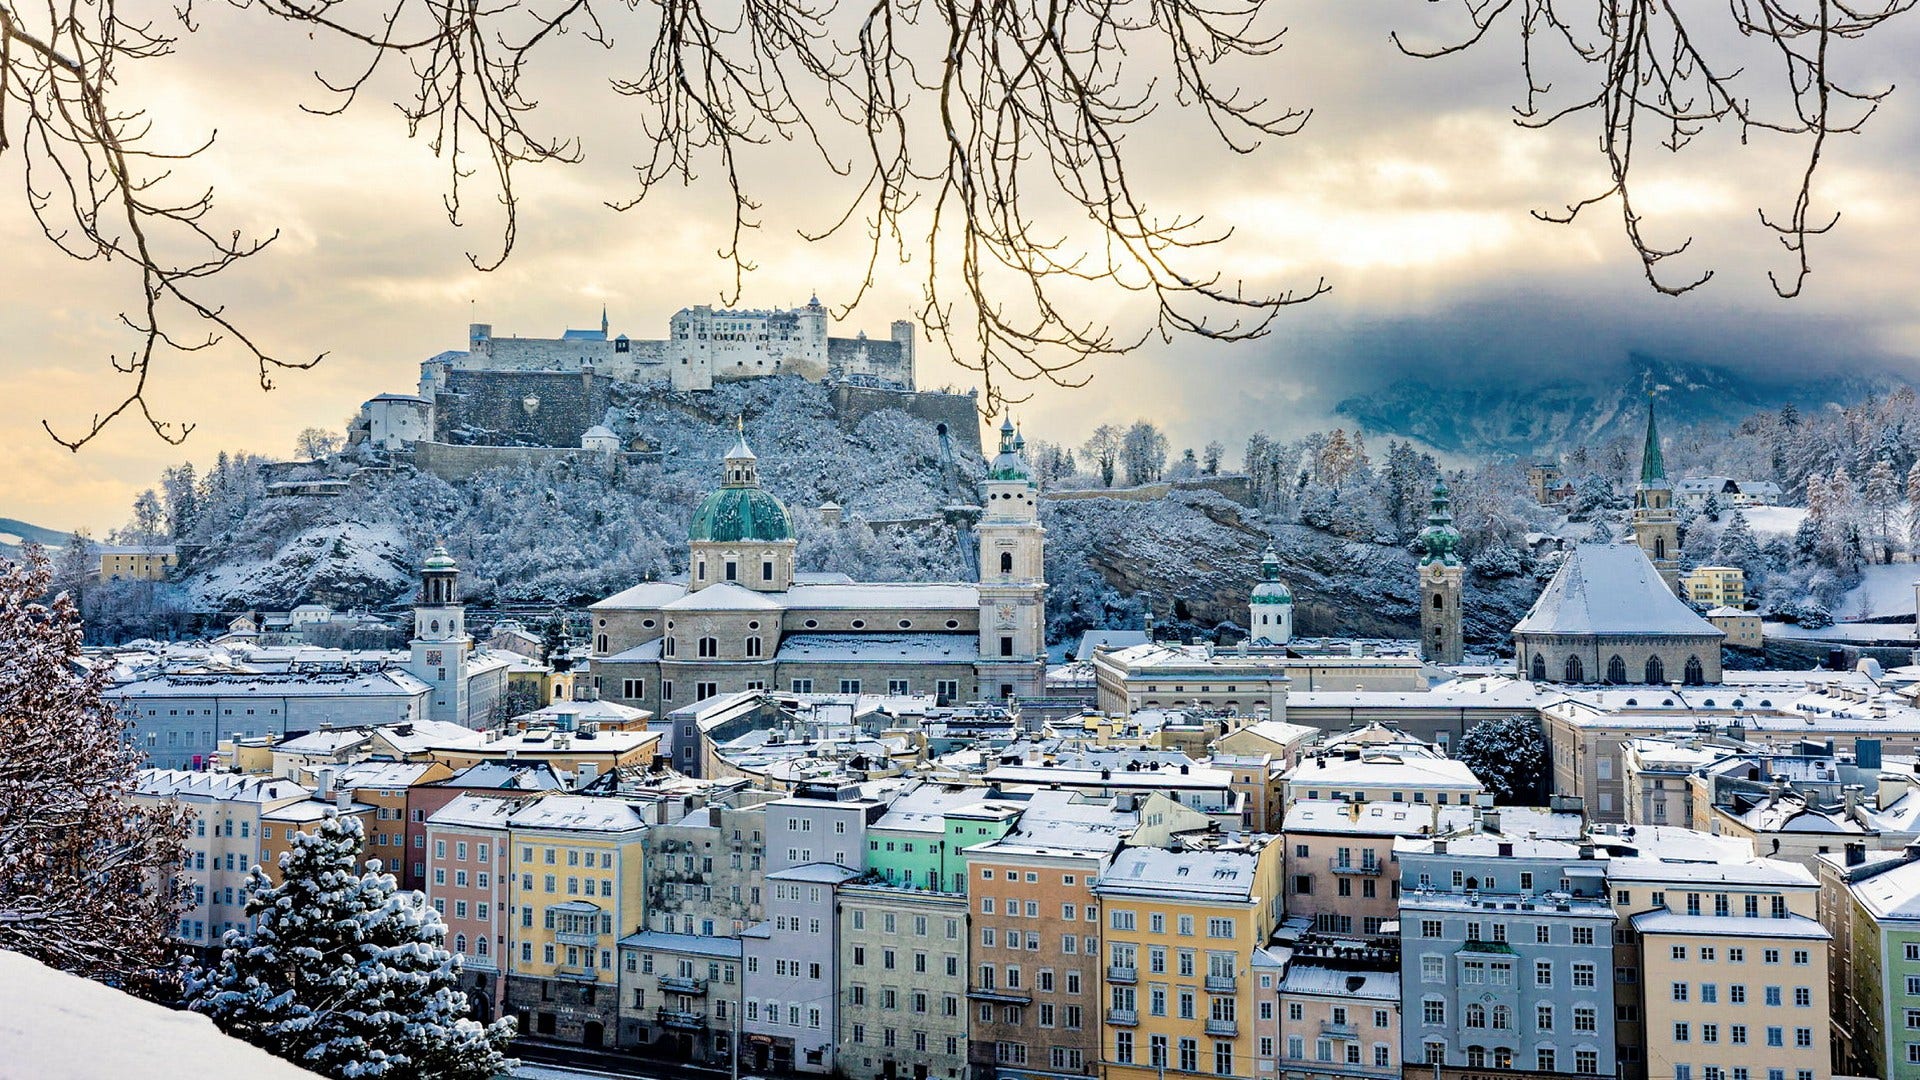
(1683, 566), (1747, 609)
(1090, 642), (1429, 718)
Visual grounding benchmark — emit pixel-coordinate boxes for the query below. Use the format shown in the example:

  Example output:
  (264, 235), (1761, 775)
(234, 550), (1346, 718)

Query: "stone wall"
(829, 384), (984, 457)
(1042, 474), (1256, 506)
(433, 370), (612, 446)
(410, 441), (654, 483)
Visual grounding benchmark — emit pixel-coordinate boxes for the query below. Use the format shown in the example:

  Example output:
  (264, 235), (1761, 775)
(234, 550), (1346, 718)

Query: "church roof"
(663, 583), (784, 611)
(1513, 544), (1724, 639)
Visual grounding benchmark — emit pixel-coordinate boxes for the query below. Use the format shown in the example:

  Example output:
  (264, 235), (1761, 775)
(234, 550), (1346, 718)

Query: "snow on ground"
(1742, 505), (1808, 537)
(0, 950), (325, 1079)
(1765, 619), (1917, 643)
(1837, 563), (1920, 621)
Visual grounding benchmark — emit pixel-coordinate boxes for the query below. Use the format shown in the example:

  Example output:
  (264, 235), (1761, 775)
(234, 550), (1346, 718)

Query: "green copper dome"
(690, 487), (794, 542)
(988, 416), (1033, 484)
(1251, 544), (1292, 603)
(1418, 478), (1462, 567)
(422, 542), (459, 572)
(690, 432), (794, 542)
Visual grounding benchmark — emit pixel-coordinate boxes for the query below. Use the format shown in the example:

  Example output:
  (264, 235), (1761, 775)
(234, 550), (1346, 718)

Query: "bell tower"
(1631, 395), (1681, 592)
(976, 417), (1047, 701)
(407, 542), (472, 725)
(1417, 479), (1465, 664)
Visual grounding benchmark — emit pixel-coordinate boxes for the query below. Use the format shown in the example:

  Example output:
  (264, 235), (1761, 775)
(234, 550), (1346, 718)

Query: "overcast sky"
(4, 1), (1917, 533)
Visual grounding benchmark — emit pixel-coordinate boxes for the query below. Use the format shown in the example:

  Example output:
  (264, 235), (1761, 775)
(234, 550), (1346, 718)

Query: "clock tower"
(407, 542), (472, 725)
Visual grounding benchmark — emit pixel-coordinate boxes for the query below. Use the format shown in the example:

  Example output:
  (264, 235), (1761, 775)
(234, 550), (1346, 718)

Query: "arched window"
(1563, 655), (1585, 684)
(1685, 656), (1705, 685)
(1654, 536), (1667, 559)
(1530, 654), (1546, 682)
(1645, 656), (1665, 685)
(1491, 1006), (1511, 1031)
(1000, 552), (1014, 575)
(1466, 1005), (1486, 1029)
(476, 936), (489, 956)
(1467, 1047), (1487, 1069)
(698, 636), (719, 659)
(1493, 1048), (1513, 1069)
(1433, 593), (1444, 610)
(745, 636), (762, 658)
(1606, 656), (1627, 685)
(454, 933), (468, 955)
(596, 634), (608, 653)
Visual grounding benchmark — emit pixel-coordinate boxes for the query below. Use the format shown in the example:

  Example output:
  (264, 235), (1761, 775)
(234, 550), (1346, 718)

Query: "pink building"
(425, 793), (539, 1021)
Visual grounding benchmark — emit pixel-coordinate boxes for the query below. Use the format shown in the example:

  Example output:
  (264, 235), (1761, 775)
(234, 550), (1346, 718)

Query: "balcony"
(1319, 1021), (1357, 1039)
(1205, 1018), (1239, 1037)
(555, 929), (601, 947)
(658, 1008), (707, 1031)
(552, 964), (601, 982)
(1106, 1008), (1139, 1027)
(1204, 974), (1236, 993)
(660, 975), (709, 995)
(1329, 858), (1383, 876)
(1107, 965), (1138, 984)
(967, 987), (1033, 1005)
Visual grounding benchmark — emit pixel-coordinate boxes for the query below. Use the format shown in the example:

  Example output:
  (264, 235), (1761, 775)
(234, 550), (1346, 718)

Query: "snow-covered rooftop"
(1283, 800), (1473, 837)
(1630, 910), (1830, 940)
(1848, 857), (1920, 920)
(508, 795), (652, 832)
(1094, 843), (1268, 902)
(1513, 543), (1724, 639)
(776, 633), (980, 664)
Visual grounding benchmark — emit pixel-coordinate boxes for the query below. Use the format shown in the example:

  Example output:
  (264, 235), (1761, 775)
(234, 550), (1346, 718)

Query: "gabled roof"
(662, 583), (784, 612)
(1513, 544), (1723, 638)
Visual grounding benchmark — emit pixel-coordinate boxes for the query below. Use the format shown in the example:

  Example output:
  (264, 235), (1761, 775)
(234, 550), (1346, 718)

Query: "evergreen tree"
(1864, 458), (1899, 563)
(1906, 460), (1920, 556)
(1453, 714), (1549, 805)
(184, 813), (513, 1080)
(0, 546), (188, 993)
(1715, 508), (1763, 583)
(1201, 441), (1223, 475)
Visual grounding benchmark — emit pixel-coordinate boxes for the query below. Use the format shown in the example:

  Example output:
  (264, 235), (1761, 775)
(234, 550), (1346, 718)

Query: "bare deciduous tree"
(1396, 0), (1911, 297)
(3, 0), (1906, 447)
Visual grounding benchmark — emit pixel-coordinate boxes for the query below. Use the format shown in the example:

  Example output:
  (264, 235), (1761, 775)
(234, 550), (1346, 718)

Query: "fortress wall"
(1041, 475), (1256, 506)
(830, 384), (984, 457)
(434, 370), (611, 446)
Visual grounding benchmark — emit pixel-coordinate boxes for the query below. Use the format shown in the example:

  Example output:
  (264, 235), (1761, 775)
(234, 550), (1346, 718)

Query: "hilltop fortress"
(352, 300), (981, 474)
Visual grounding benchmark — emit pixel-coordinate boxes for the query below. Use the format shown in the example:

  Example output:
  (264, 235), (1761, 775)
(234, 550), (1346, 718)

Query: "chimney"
(1578, 843), (1596, 860)
(334, 788), (352, 812)
(315, 767), (335, 797)
(1845, 842), (1866, 867)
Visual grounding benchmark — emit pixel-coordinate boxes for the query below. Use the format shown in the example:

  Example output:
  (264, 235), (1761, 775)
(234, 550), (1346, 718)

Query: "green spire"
(1640, 394), (1668, 488)
(1418, 478), (1461, 567)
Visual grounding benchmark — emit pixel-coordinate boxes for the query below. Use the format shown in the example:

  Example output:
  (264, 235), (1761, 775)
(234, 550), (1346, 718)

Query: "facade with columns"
(589, 422), (1046, 750)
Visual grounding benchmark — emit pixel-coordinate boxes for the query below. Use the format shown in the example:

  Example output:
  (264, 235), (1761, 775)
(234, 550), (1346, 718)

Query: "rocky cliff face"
(1042, 490), (1540, 647)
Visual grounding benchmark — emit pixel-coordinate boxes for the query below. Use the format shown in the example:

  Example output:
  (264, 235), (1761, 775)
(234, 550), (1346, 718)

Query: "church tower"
(407, 543), (471, 725)
(976, 417), (1047, 701)
(1248, 544), (1294, 646)
(1417, 479), (1465, 664)
(1631, 396), (1681, 592)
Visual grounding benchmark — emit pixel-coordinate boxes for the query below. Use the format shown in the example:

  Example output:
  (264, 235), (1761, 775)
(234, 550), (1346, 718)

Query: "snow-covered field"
(1837, 563), (1920, 621)
(1765, 619), (1916, 643)
(1742, 505), (1808, 537)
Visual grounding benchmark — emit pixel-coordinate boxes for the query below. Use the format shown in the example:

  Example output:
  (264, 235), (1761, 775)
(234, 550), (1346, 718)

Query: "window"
(1423, 1000), (1445, 1025)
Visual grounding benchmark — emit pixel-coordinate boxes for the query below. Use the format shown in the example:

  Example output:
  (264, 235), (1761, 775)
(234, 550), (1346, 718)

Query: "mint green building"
(864, 784), (1021, 892)
(1822, 850), (1920, 1080)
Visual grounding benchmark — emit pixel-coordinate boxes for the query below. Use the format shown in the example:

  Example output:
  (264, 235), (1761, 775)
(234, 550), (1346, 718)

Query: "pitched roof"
(1513, 544), (1723, 638)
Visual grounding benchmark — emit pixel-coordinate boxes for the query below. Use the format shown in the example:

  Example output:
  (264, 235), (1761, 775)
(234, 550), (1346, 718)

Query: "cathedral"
(587, 419), (1047, 726)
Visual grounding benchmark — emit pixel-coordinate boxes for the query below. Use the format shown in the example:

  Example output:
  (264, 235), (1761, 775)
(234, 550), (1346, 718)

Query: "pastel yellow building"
(1094, 837), (1285, 1080)
(1682, 566), (1746, 609)
(504, 795), (652, 1048)
(1605, 840), (1827, 1080)
(97, 544), (177, 581)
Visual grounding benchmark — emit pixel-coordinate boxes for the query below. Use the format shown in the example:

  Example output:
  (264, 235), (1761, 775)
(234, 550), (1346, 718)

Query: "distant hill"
(0, 518), (70, 558)
(1334, 355), (1903, 457)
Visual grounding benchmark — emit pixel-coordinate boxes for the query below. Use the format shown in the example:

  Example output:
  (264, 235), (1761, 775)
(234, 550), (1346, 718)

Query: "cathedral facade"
(588, 421), (1046, 719)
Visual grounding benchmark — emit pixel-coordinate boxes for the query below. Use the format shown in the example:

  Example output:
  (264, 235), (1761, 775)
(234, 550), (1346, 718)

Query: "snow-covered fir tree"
(184, 813), (514, 1080)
